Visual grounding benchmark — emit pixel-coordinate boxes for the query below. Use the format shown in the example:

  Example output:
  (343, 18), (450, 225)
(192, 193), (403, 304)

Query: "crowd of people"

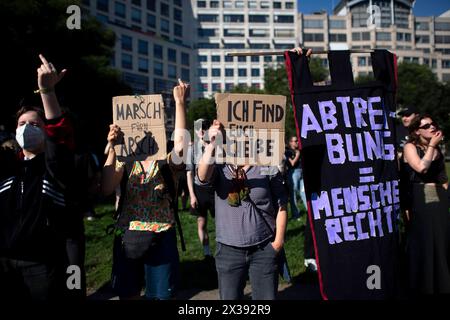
(0, 52), (449, 301)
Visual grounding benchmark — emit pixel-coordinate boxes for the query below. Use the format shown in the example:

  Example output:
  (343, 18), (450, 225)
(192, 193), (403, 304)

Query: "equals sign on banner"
(359, 167), (374, 183)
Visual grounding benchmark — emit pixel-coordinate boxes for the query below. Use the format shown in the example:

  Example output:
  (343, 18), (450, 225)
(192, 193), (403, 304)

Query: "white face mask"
(15, 123), (45, 151)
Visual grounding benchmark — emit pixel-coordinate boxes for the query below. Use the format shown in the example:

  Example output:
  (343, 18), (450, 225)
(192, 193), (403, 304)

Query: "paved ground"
(87, 273), (322, 300)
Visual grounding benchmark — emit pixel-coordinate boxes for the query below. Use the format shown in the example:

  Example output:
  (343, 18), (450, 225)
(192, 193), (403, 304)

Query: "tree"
(397, 62), (450, 139)
(186, 98), (215, 130)
(0, 0), (131, 155)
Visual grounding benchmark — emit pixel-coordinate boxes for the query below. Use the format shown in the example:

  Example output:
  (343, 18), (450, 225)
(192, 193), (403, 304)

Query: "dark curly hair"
(15, 105), (45, 124)
(407, 114), (438, 146)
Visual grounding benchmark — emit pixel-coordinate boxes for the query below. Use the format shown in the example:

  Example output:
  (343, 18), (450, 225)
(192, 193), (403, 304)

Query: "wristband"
(34, 87), (54, 94)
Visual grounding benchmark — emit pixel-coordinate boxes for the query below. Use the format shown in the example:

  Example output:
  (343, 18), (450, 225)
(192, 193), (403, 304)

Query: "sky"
(297, 0), (450, 17)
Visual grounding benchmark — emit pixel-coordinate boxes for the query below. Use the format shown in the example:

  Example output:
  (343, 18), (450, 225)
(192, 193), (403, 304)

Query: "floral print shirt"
(116, 153), (184, 233)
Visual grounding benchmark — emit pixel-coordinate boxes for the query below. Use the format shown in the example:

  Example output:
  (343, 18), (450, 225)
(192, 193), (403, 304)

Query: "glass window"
(122, 35), (132, 51)
(115, 2), (126, 18)
(358, 57), (366, 66)
(285, 2), (294, 9)
(329, 33), (347, 42)
(210, 1), (219, 8)
(147, 14), (156, 28)
(161, 19), (170, 33)
(174, 24), (182, 37)
(273, 2), (281, 9)
(199, 69), (208, 77)
(264, 56), (272, 62)
(198, 28), (217, 37)
(168, 48), (177, 63)
(97, 0), (108, 12)
(415, 21), (429, 30)
(181, 53), (190, 66)
(223, 15), (245, 23)
(168, 65), (177, 78)
(435, 22), (450, 31)
(235, 1), (244, 8)
(260, 1), (270, 9)
(251, 69), (260, 77)
(131, 0), (141, 6)
(131, 8), (141, 23)
(138, 58), (148, 72)
(376, 32), (391, 41)
(223, 43), (245, 49)
(212, 68), (221, 77)
(198, 14), (218, 22)
(249, 43), (270, 49)
(225, 56), (234, 62)
(212, 83), (221, 92)
(211, 55), (221, 62)
(225, 83), (234, 91)
(224, 29), (245, 37)
(146, 0), (155, 11)
(304, 20), (323, 29)
(238, 69), (247, 77)
(248, 1), (257, 8)
(154, 44), (163, 59)
(197, 1), (206, 8)
(181, 68), (190, 81)
(415, 35), (429, 43)
(251, 56), (260, 63)
(238, 56), (247, 62)
(303, 33), (324, 42)
(198, 55), (207, 62)
(161, 3), (169, 17)
(138, 40), (148, 55)
(329, 19), (346, 29)
(223, 1), (232, 8)
(174, 9), (182, 22)
(225, 68), (234, 77)
(249, 15), (269, 23)
(122, 53), (132, 69)
(250, 29), (269, 37)
(274, 15), (294, 23)
(154, 61), (163, 76)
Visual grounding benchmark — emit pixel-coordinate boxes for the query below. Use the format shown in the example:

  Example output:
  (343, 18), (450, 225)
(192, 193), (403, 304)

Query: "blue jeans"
(112, 228), (179, 300)
(287, 168), (307, 218)
(215, 240), (279, 300)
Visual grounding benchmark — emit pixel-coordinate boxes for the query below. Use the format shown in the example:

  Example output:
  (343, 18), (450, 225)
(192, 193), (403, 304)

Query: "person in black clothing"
(403, 115), (450, 295)
(0, 55), (75, 300)
(396, 106), (419, 156)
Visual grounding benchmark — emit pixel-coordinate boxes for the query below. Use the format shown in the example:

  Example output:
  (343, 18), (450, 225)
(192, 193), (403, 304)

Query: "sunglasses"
(419, 122), (438, 130)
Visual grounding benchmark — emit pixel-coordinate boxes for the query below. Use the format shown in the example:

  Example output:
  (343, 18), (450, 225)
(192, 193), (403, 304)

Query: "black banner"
(285, 50), (400, 299)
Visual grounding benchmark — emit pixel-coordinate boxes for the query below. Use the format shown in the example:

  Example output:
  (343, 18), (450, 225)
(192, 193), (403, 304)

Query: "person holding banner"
(0, 54), (75, 300)
(285, 136), (307, 220)
(101, 79), (189, 300)
(403, 115), (450, 295)
(197, 120), (288, 300)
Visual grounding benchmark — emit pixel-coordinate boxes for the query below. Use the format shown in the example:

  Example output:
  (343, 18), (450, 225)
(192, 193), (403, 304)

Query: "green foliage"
(186, 98), (216, 130)
(397, 62), (450, 139)
(309, 57), (329, 83)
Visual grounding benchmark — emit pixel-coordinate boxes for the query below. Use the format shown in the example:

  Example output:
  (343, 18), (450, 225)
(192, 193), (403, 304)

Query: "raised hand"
(430, 130), (443, 147)
(37, 54), (67, 90)
(289, 47), (313, 57)
(107, 124), (124, 146)
(173, 78), (190, 105)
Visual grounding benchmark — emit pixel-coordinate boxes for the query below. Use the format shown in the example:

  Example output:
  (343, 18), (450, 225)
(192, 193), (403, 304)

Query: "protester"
(403, 115), (450, 295)
(285, 136), (307, 220)
(0, 54), (75, 300)
(396, 106), (419, 155)
(101, 79), (189, 300)
(186, 119), (215, 260)
(197, 120), (288, 300)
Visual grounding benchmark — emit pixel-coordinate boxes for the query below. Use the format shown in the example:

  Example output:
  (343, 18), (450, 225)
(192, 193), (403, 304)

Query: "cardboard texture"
(215, 93), (286, 165)
(112, 94), (167, 162)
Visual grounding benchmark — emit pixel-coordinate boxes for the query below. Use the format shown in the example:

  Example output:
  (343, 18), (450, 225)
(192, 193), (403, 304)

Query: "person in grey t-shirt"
(197, 120), (288, 300)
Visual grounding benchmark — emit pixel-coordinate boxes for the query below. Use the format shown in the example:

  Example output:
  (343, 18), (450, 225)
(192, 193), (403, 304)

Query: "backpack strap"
(159, 161), (186, 252)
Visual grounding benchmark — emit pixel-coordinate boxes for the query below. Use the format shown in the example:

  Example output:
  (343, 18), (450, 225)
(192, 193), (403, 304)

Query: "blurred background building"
(82, 0), (450, 103)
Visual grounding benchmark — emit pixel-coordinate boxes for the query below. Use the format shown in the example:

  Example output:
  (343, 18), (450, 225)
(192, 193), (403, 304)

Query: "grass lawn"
(85, 162), (450, 294)
(85, 202), (307, 294)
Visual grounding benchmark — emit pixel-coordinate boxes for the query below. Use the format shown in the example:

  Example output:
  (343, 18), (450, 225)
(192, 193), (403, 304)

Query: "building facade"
(82, 0), (450, 103)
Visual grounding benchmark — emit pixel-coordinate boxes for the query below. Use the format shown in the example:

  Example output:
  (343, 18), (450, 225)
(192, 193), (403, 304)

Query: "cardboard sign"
(112, 95), (167, 162)
(215, 93), (286, 165)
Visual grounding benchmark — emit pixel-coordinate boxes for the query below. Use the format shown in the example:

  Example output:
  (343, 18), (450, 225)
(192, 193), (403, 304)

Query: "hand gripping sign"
(284, 50), (400, 299)
(112, 95), (167, 162)
(215, 93), (286, 166)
